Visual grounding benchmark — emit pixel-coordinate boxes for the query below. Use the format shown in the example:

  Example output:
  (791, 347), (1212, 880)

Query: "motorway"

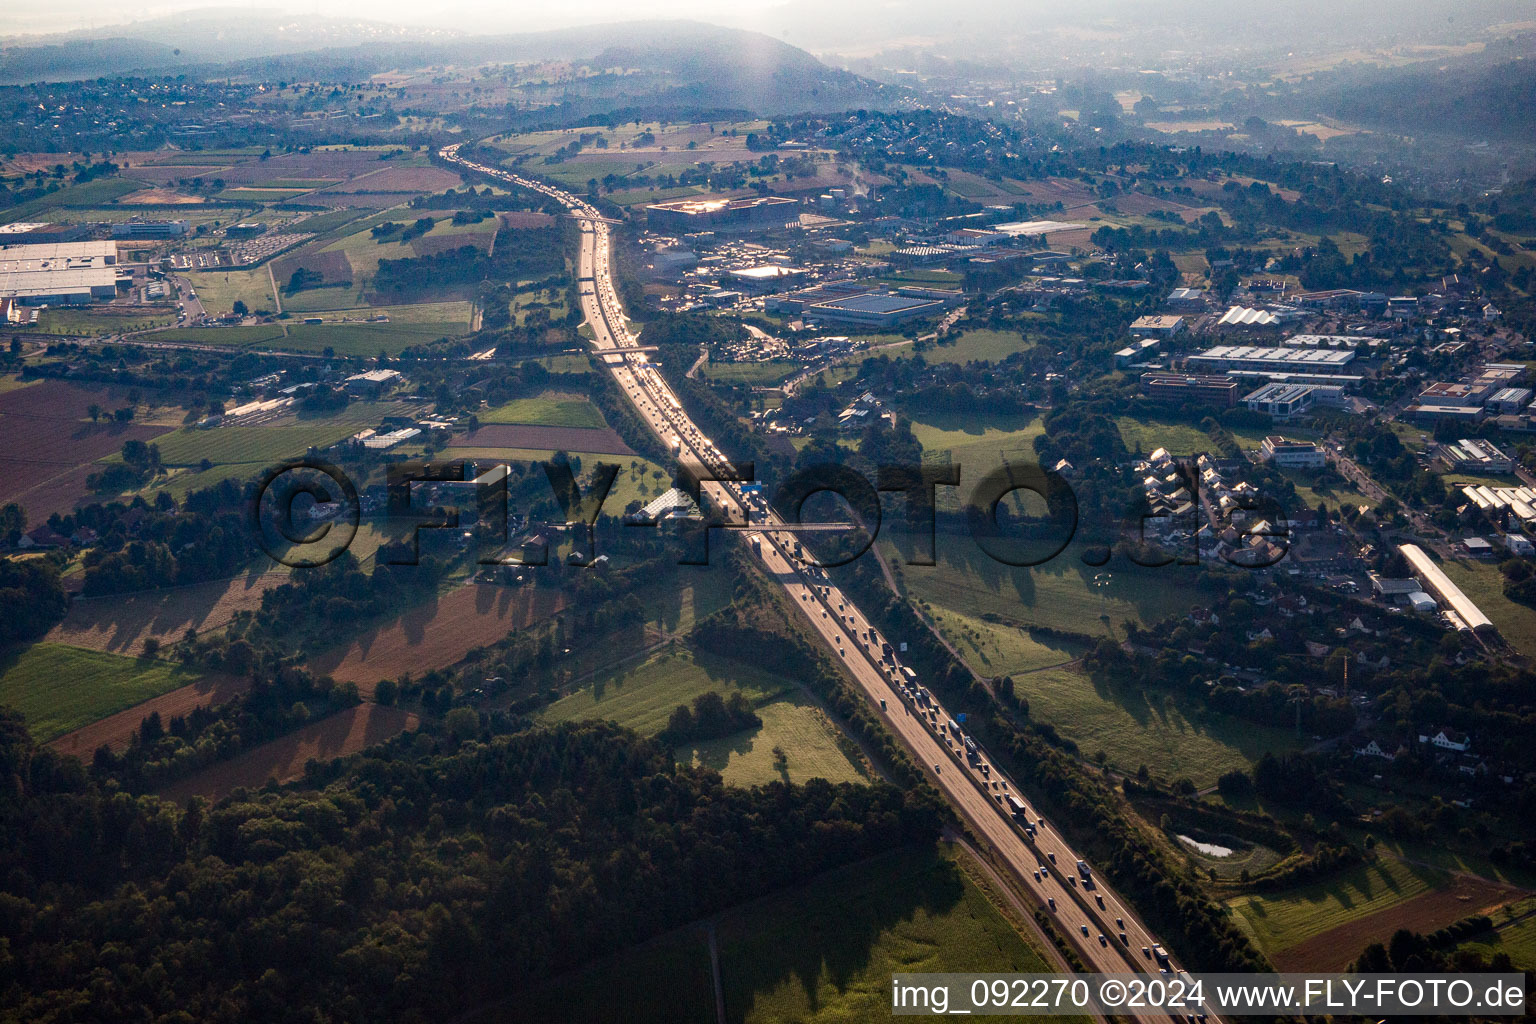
(440, 143), (1216, 1020)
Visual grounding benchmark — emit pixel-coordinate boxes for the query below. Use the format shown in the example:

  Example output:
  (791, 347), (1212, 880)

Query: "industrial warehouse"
(0, 240), (121, 305)
(1185, 344), (1357, 374)
(643, 195), (798, 233)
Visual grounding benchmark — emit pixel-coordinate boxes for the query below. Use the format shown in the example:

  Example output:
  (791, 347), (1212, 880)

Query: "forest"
(0, 711), (940, 1023)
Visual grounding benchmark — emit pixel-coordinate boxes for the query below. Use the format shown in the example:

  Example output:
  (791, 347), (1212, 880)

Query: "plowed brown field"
(1274, 874), (1525, 971)
(307, 583), (564, 693)
(155, 704), (420, 803)
(47, 572), (287, 656)
(48, 672), (249, 756)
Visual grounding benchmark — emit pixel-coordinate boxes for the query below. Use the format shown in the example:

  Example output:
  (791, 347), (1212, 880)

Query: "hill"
(1304, 46), (1536, 143)
(0, 16), (900, 113)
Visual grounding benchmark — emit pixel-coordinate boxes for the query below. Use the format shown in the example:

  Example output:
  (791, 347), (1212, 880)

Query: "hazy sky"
(4, 0), (789, 37)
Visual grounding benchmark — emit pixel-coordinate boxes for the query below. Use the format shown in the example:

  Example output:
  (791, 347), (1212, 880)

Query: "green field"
(281, 320), (466, 355)
(152, 324), (289, 346)
(603, 456), (677, 511)
(699, 360), (799, 386)
(910, 412), (1045, 468)
(3, 177), (145, 220)
(540, 648), (795, 737)
(539, 648), (866, 786)
(924, 604), (1085, 676)
(1439, 559), (1536, 657)
(190, 268), (279, 316)
(720, 846), (1075, 1023)
(502, 844), (1074, 1024)
(35, 308), (177, 336)
(300, 300), (474, 325)
(318, 214), (497, 299)
(889, 542), (1289, 785)
(217, 188), (312, 202)
(151, 423), (361, 466)
(480, 392), (606, 428)
(686, 697), (868, 787)
(448, 449), (669, 511)
(898, 540), (1209, 640)
(1457, 898), (1536, 970)
(1280, 469), (1377, 514)
(922, 328), (1035, 364)
(1227, 856), (1446, 960)
(1009, 666), (1299, 787)
(0, 643), (201, 742)
(152, 461), (267, 500)
(605, 184), (708, 207)
(1115, 416), (1214, 456)
(291, 209), (366, 234)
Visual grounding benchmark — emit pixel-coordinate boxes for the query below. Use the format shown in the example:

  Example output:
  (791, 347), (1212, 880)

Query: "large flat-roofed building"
(0, 240), (121, 304)
(1436, 438), (1514, 474)
(726, 265), (805, 292)
(1399, 542), (1495, 635)
(110, 220), (188, 239)
(0, 240), (118, 267)
(764, 280), (877, 315)
(1416, 380), (1492, 408)
(1244, 382), (1316, 419)
(1129, 314), (1185, 338)
(1487, 387), (1533, 414)
(1185, 344), (1355, 375)
(0, 267), (119, 304)
(645, 195), (797, 233)
(800, 289), (947, 327)
(1139, 371), (1239, 407)
(1259, 435), (1326, 468)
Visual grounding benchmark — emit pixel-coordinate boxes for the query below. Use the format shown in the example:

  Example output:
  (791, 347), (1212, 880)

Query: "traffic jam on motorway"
(440, 144), (1206, 1008)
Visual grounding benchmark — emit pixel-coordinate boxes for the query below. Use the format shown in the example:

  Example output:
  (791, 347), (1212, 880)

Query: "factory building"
(800, 289), (950, 327)
(644, 196), (797, 233)
(1487, 387), (1533, 415)
(1259, 436), (1326, 469)
(0, 240), (121, 305)
(1129, 314), (1185, 338)
(726, 265), (806, 293)
(110, 220), (189, 239)
(1399, 543), (1495, 635)
(1243, 382), (1316, 420)
(1185, 344), (1356, 375)
(1139, 371), (1239, 407)
(1435, 438), (1514, 474)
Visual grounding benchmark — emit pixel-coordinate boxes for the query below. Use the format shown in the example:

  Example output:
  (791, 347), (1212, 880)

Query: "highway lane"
(441, 144), (1220, 1020)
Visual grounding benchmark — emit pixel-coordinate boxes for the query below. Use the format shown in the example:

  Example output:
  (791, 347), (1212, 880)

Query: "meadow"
(1440, 559), (1536, 657)
(1007, 666), (1300, 787)
(897, 539), (1210, 640)
(539, 647), (866, 786)
(190, 268), (280, 316)
(500, 844), (1077, 1024)
(716, 846), (1072, 1022)
(1227, 856), (1464, 967)
(685, 696), (869, 787)
(1457, 898), (1536, 970)
(920, 328), (1036, 364)
(699, 360), (799, 386)
(1114, 416), (1215, 456)
(151, 423), (364, 466)
(908, 412), (1045, 467)
(0, 643), (202, 742)
(539, 648), (794, 738)
(480, 392), (606, 428)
